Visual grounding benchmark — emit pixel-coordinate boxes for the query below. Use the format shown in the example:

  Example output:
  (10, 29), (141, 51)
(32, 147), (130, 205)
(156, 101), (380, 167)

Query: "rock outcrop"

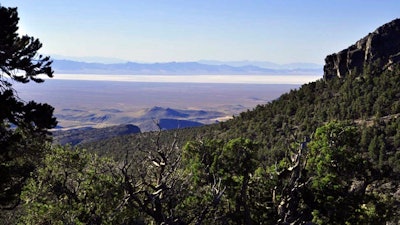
(324, 18), (400, 79)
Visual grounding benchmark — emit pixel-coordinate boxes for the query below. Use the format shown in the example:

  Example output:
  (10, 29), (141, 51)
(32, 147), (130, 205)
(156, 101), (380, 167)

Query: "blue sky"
(2, 0), (400, 64)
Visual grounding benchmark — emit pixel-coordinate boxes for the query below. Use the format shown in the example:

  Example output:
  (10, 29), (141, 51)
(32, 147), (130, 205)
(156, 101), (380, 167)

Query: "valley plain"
(14, 74), (320, 131)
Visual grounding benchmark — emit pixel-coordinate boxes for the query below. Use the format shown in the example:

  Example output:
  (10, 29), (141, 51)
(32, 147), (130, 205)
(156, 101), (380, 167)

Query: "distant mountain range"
(197, 60), (322, 70)
(52, 59), (322, 75)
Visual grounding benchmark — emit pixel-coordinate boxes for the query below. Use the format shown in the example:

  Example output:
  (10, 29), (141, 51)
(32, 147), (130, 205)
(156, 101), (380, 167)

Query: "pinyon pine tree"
(0, 5), (56, 209)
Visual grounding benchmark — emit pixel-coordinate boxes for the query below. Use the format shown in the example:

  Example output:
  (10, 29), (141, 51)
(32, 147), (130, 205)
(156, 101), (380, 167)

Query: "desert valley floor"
(14, 75), (320, 130)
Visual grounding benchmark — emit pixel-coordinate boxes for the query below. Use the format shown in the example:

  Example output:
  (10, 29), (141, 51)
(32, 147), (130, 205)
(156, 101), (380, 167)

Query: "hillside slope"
(81, 19), (400, 224)
(53, 124), (141, 146)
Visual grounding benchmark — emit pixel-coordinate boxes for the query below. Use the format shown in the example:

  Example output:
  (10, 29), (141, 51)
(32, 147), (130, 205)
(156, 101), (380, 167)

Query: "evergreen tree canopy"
(0, 5), (56, 209)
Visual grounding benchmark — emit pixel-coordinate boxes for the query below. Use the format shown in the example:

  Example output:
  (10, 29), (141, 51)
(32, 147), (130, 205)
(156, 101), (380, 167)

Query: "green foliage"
(306, 122), (360, 223)
(0, 5), (56, 210)
(183, 139), (224, 185)
(0, 6), (53, 82)
(183, 138), (277, 225)
(19, 146), (135, 225)
(307, 122), (361, 191)
(305, 122), (391, 224)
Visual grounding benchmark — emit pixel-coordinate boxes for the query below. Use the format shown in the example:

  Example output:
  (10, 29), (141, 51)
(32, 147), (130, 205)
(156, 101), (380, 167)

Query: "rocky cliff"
(324, 18), (400, 79)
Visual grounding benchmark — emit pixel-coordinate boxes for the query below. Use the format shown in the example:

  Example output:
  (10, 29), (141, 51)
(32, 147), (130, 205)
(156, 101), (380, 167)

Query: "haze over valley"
(15, 71), (319, 131)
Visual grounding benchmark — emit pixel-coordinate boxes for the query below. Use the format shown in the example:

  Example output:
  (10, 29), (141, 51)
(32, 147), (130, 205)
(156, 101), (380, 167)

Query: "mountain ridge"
(198, 60), (322, 70)
(52, 59), (322, 75)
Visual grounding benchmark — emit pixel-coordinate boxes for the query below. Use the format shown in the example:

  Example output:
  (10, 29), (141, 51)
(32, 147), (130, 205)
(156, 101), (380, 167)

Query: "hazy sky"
(2, 1), (400, 64)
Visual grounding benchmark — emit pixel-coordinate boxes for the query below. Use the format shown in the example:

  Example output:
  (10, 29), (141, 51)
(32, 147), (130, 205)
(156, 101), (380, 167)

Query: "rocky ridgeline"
(324, 18), (400, 79)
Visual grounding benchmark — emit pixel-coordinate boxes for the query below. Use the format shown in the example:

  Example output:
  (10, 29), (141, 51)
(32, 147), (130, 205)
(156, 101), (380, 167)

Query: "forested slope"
(79, 54), (400, 224)
(84, 43), (400, 173)
(77, 19), (400, 224)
